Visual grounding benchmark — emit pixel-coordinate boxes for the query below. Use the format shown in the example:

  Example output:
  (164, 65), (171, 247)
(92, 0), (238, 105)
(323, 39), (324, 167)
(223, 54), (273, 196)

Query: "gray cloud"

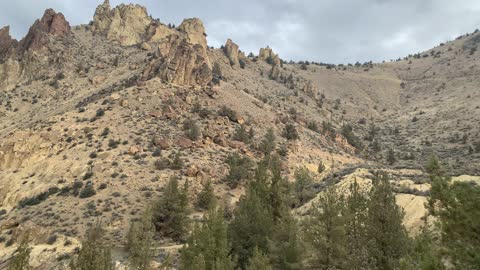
(1, 0), (479, 63)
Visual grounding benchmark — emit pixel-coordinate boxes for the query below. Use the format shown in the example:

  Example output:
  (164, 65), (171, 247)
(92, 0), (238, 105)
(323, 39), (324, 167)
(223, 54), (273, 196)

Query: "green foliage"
(180, 207), (234, 270)
(153, 177), (190, 241)
(341, 124), (363, 149)
(425, 156), (443, 176)
(218, 106), (237, 122)
(170, 152), (184, 170)
(428, 173), (480, 268)
(183, 119), (201, 141)
(246, 247), (272, 270)
(293, 167), (315, 207)
(283, 123), (299, 140)
(127, 208), (155, 270)
(317, 161), (326, 174)
(70, 223), (113, 270)
(259, 128), (276, 156)
(196, 180), (216, 210)
(365, 172), (410, 269)
(79, 185), (96, 198)
(387, 148), (396, 165)
(305, 186), (346, 269)
(233, 125), (251, 144)
(307, 121), (319, 132)
(225, 153), (254, 188)
(8, 237), (31, 270)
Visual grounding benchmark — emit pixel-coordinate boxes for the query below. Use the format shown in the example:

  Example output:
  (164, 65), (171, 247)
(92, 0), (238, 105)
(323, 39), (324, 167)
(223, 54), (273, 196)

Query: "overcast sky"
(1, 0), (480, 64)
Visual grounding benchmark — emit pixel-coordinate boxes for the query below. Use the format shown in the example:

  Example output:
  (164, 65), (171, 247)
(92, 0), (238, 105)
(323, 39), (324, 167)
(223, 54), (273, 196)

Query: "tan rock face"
(147, 22), (175, 42)
(19, 8), (71, 52)
(178, 18), (208, 49)
(224, 39), (240, 66)
(141, 34), (212, 88)
(259, 46), (281, 66)
(0, 26), (16, 60)
(302, 80), (318, 98)
(93, 0), (152, 46)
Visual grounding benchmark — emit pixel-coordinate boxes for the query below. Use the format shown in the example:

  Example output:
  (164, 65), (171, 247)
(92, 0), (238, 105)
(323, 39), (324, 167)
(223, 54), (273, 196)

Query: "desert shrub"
(154, 158), (170, 170)
(46, 234), (57, 245)
(183, 119), (201, 141)
(18, 192), (49, 208)
(152, 147), (162, 157)
(108, 140), (119, 149)
(283, 123), (299, 140)
(233, 125), (250, 143)
(341, 124), (363, 149)
(317, 161), (326, 174)
(239, 59), (246, 69)
(170, 152), (184, 170)
(307, 121), (319, 132)
(101, 128), (110, 137)
(79, 185), (96, 199)
(96, 108), (105, 118)
(218, 106), (237, 122)
(70, 223), (113, 270)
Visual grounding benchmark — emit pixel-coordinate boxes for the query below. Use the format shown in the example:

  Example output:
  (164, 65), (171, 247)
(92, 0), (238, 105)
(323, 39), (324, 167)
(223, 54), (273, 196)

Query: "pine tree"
(70, 223), (113, 270)
(365, 172), (410, 270)
(428, 167), (480, 269)
(344, 179), (369, 269)
(304, 186), (346, 269)
(153, 177), (190, 241)
(293, 167), (315, 207)
(269, 214), (304, 270)
(180, 207), (234, 270)
(407, 216), (444, 270)
(196, 179), (216, 210)
(8, 236), (31, 270)
(246, 247), (273, 270)
(259, 128), (276, 156)
(127, 208), (155, 270)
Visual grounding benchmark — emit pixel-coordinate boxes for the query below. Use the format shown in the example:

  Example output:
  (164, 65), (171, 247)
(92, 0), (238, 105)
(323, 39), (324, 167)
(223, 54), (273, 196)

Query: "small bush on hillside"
(283, 123), (299, 140)
(225, 153), (254, 188)
(79, 185), (96, 199)
(183, 119), (201, 141)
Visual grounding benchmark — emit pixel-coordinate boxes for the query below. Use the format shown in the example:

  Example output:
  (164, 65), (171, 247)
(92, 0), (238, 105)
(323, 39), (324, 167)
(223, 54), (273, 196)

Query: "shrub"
(218, 106), (238, 122)
(317, 161), (326, 174)
(79, 185), (96, 198)
(259, 128), (276, 156)
(341, 124), (363, 149)
(307, 121), (319, 132)
(294, 167), (316, 207)
(96, 108), (105, 118)
(233, 125), (250, 143)
(170, 152), (184, 170)
(283, 123), (299, 140)
(46, 234), (58, 245)
(196, 179), (216, 210)
(154, 158), (170, 170)
(183, 119), (201, 141)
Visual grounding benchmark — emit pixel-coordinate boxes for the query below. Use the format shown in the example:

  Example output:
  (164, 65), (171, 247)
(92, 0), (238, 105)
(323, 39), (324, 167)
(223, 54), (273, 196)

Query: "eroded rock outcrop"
(0, 9), (70, 89)
(178, 18), (208, 49)
(92, 0), (152, 46)
(141, 34), (212, 88)
(259, 46), (281, 66)
(19, 8), (71, 53)
(224, 39), (240, 66)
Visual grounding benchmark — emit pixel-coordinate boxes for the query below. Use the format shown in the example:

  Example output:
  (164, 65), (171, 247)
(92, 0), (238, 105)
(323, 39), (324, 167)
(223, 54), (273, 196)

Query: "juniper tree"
(196, 179), (216, 210)
(304, 186), (346, 270)
(246, 247), (272, 270)
(259, 128), (276, 156)
(180, 207), (234, 270)
(365, 172), (410, 270)
(127, 208), (155, 270)
(70, 223), (113, 270)
(153, 177), (190, 241)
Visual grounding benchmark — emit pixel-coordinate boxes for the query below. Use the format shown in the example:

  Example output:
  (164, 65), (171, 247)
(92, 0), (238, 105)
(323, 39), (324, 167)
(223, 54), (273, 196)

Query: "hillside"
(0, 1), (479, 269)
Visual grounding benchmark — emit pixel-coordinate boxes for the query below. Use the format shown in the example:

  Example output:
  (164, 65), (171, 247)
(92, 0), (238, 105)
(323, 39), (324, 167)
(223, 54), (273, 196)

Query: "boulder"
(177, 137), (193, 148)
(154, 138), (171, 150)
(128, 145), (142, 155)
(213, 134), (228, 147)
(186, 165), (199, 177)
(259, 46), (281, 66)
(224, 39), (239, 66)
(302, 80), (318, 98)
(140, 42), (152, 51)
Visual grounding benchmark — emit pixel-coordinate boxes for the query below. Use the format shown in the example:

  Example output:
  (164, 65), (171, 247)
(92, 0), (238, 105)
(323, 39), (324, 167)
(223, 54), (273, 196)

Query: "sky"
(1, 0), (480, 64)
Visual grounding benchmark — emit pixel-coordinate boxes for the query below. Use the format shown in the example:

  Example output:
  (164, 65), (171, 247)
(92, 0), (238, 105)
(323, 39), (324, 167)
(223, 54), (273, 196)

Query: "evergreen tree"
(293, 167), (315, 207)
(269, 214), (304, 270)
(196, 179), (216, 210)
(153, 177), (190, 241)
(180, 207), (234, 270)
(127, 208), (155, 270)
(8, 236), (31, 270)
(304, 186), (346, 269)
(344, 179), (369, 269)
(428, 167), (480, 269)
(70, 223), (113, 270)
(246, 247), (272, 270)
(387, 148), (396, 165)
(407, 216), (444, 270)
(365, 172), (410, 270)
(259, 128), (276, 156)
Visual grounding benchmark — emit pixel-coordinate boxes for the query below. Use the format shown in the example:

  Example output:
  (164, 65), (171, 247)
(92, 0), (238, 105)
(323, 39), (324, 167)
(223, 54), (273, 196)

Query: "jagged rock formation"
(92, 0), (152, 46)
(302, 80), (318, 98)
(0, 9), (71, 89)
(224, 38), (240, 66)
(141, 34), (212, 88)
(19, 8), (71, 52)
(259, 46), (281, 66)
(178, 18), (208, 50)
